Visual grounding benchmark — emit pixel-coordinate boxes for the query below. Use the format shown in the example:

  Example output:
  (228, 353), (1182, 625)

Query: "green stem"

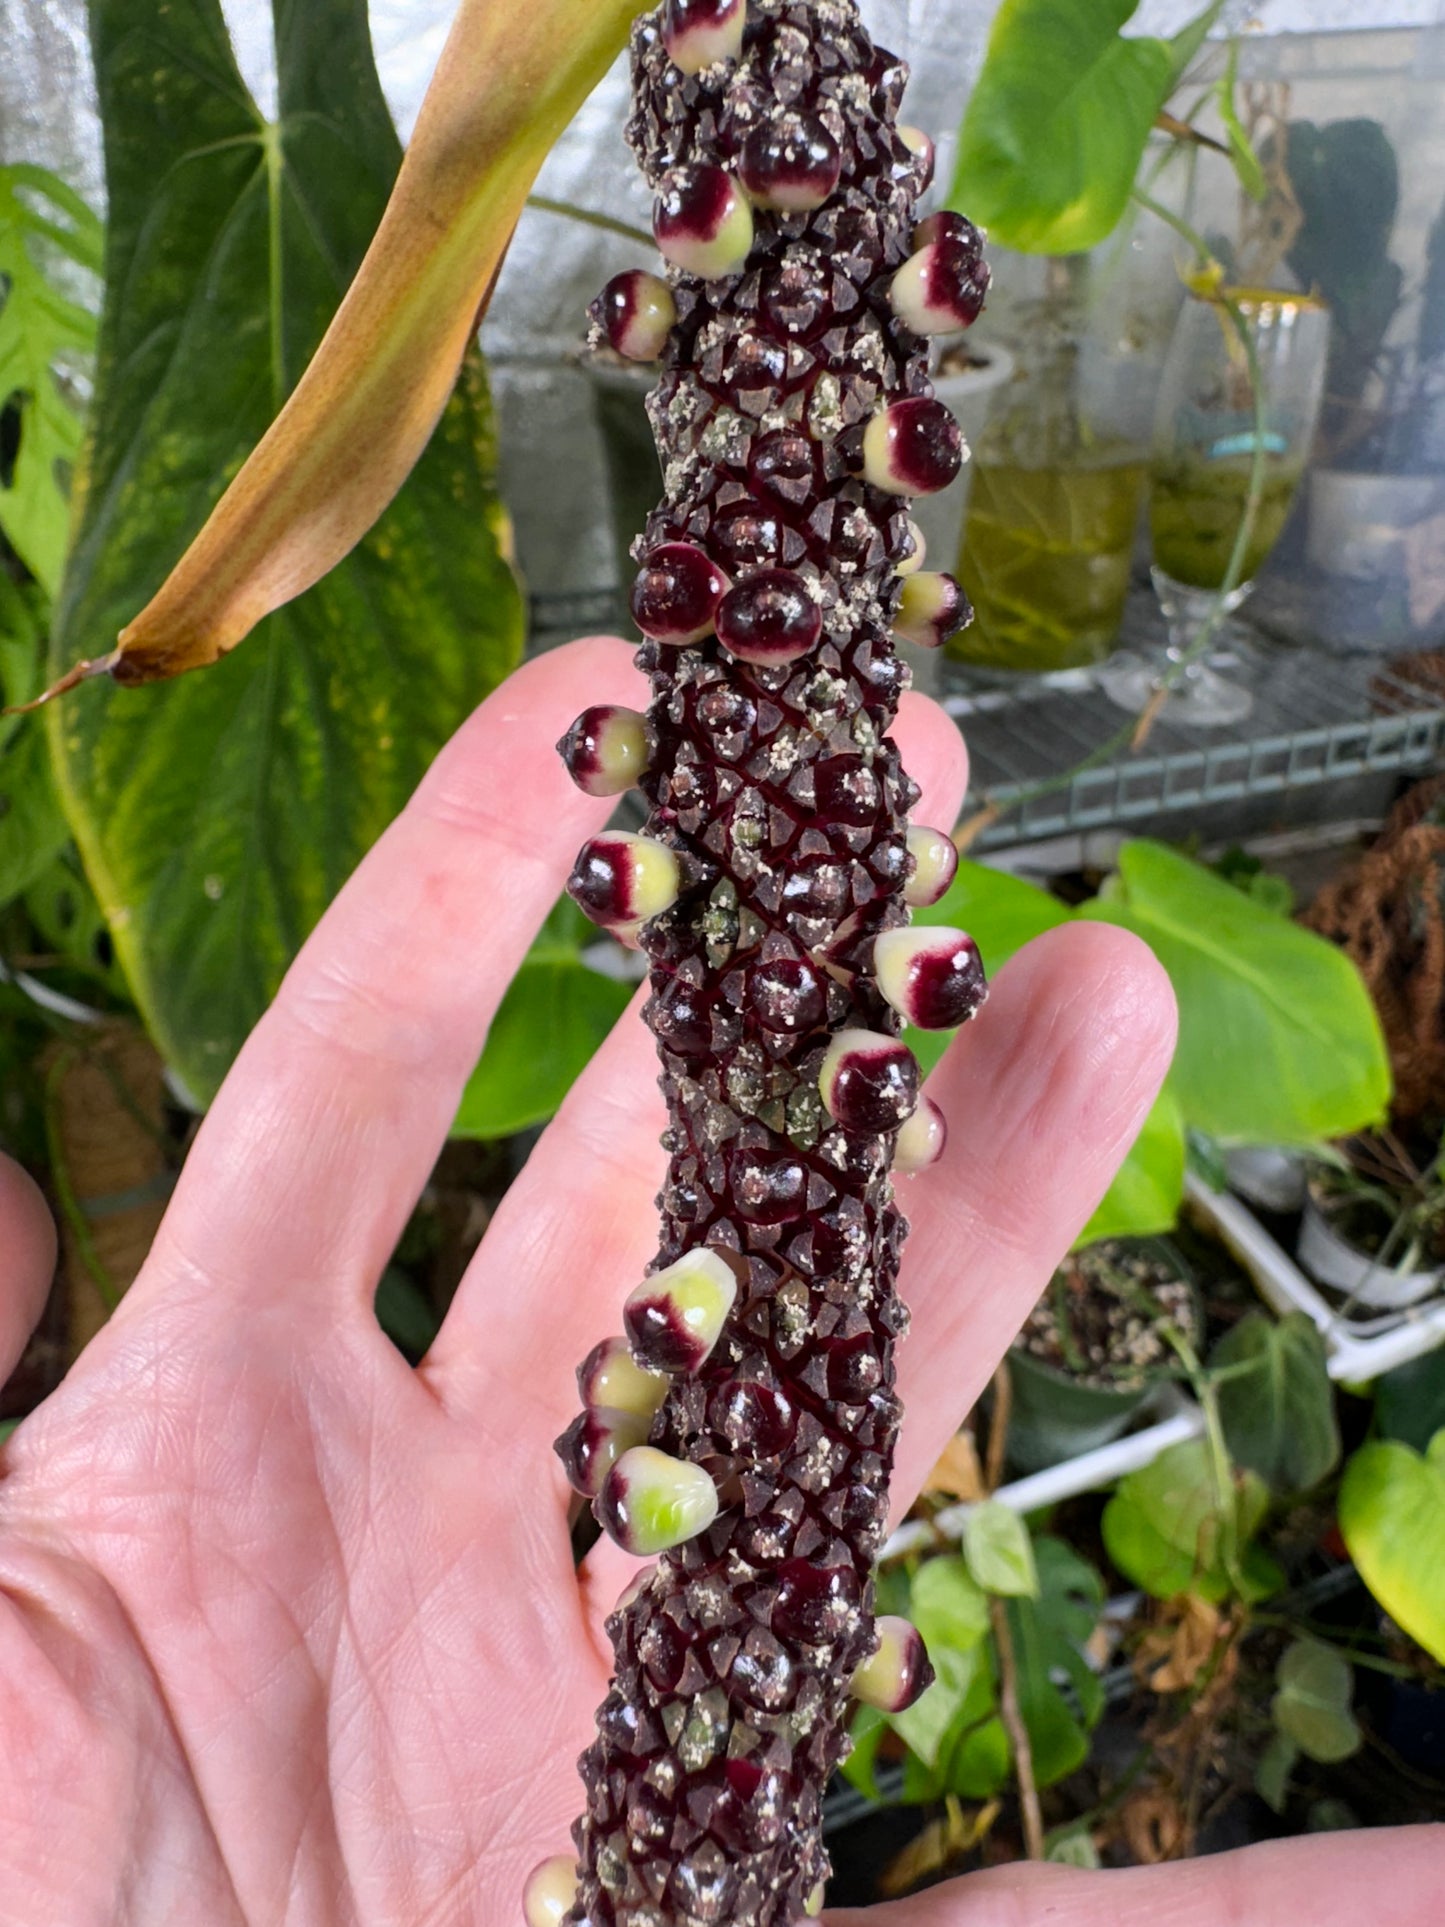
(525, 194), (654, 250)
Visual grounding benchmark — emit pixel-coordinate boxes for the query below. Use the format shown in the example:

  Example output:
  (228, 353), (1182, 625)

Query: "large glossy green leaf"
(49, 0), (522, 1102)
(0, 574), (68, 909)
(1212, 1311), (1340, 1495)
(949, 0), (1221, 254)
(1102, 1439), (1282, 1604)
(1339, 1433), (1445, 1665)
(454, 904), (633, 1141)
(1083, 841), (1390, 1146)
(1006, 1535), (1106, 1789)
(0, 163), (102, 595)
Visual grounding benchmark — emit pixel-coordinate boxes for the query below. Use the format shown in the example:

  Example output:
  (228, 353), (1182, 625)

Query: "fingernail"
(597, 1445), (720, 1554)
(874, 926), (987, 1030)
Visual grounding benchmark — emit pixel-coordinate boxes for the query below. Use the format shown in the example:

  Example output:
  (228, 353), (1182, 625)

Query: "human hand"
(0, 638), (1436, 1924)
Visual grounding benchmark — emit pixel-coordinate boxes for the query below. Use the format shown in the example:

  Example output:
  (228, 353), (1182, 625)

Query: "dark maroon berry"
(654, 163), (754, 278)
(862, 397), (964, 495)
(738, 115), (842, 212)
(748, 427), (818, 505)
(662, 0), (745, 74)
(730, 1147), (808, 1222)
(874, 926), (987, 1030)
(715, 568), (821, 664)
(593, 269), (676, 359)
(891, 239), (990, 335)
(759, 258), (835, 340)
(772, 1560), (863, 1643)
(913, 209), (984, 257)
(716, 1377), (797, 1454)
(630, 541), (729, 644)
(712, 498), (787, 569)
(747, 954), (826, 1032)
(818, 1027), (920, 1134)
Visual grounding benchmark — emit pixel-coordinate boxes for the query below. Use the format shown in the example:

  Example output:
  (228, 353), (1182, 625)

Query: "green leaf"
(1215, 41), (1268, 204)
(0, 573), (69, 910)
(888, 1555), (995, 1788)
(908, 1553), (992, 1655)
(374, 1265), (441, 1359)
(453, 904), (633, 1140)
(1078, 1081), (1186, 1244)
(839, 1703), (889, 1802)
(1007, 1536), (1106, 1788)
(1211, 1312), (1340, 1495)
(1255, 1729), (1298, 1814)
(0, 162), (101, 594)
(963, 1501), (1039, 1598)
(1271, 1640), (1362, 1764)
(1102, 1439), (1281, 1603)
(949, 0), (1223, 254)
(1339, 1435), (1445, 1664)
(49, 0), (523, 1104)
(1083, 841), (1391, 1145)
(1045, 1824), (1101, 1869)
(1375, 1347), (1445, 1455)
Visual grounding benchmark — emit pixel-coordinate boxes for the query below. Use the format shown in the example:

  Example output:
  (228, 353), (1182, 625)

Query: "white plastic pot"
(1296, 1196), (1443, 1311)
(1221, 1144), (1309, 1214)
(911, 345), (1015, 577)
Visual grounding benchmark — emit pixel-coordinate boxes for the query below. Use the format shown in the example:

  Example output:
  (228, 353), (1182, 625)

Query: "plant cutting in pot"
(1005, 1236), (1199, 1473)
(1300, 1128), (1445, 1312)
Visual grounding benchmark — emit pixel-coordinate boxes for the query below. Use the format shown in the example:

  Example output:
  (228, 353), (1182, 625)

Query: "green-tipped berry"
(597, 1445), (720, 1554)
(556, 1406), (653, 1499)
(894, 569), (969, 649)
(624, 1246), (741, 1374)
(861, 398), (964, 496)
(578, 1335), (669, 1417)
(654, 163), (754, 278)
(849, 1615), (934, 1711)
(594, 269), (677, 361)
(568, 831), (681, 929)
(558, 704), (654, 797)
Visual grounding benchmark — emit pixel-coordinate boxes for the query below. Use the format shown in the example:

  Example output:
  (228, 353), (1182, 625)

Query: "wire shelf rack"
(945, 601), (1445, 851)
(532, 588), (1445, 852)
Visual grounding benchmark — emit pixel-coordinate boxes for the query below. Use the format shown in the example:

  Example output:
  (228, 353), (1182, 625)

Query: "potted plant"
(1299, 1129), (1445, 1311)
(1005, 1237), (1199, 1472)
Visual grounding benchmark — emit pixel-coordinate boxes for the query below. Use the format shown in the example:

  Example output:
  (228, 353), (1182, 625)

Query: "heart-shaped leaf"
(1271, 1638), (1362, 1764)
(1103, 1438), (1282, 1604)
(963, 1500), (1039, 1598)
(49, 0), (524, 1102)
(1212, 1311), (1340, 1495)
(1339, 1433), (1445, 1664)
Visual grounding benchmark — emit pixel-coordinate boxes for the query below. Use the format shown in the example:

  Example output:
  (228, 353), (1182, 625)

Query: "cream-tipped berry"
(558, 704), (653, 797)
(568, 831), (680, 929)
(597, 1445), (720, 1554)
(577, 1335), (669, 1417)
(739, 115), (842, 211)
(654, 163), (754, 278)
(874, 925), (987, 1030)
(818, 1027), (920, 1134)
(895, 569), (969, 649)
(804, 1883), (826, 1918)
(594, 269), (677, 360)
(893, 1094), (948, 1173)
(897, 518), (926, 575)
(904, 825), (959, 907)
(913, 209), (984, 256)
(849, 1615), (934, 1711)
(716, 568), (822, 664)
(896, 124), (935, 187)
(631, 541), (730, 644)
(624, 1246), (740, 1374)
(522, 1856), (579, 1927)
(662, 0), (746, 74)
(556, 1405), (652, 1499)
(890, 239), (990, 335)
(862, 398), (964, 496)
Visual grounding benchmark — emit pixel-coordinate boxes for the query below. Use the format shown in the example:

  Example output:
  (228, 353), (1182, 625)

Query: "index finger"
(140, 637), (644, 1309)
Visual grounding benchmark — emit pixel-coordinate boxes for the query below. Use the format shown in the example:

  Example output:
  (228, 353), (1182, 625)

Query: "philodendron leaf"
(41, 0), (635, 693)
(48, 0), (523, 1102)
(1271, 1639), (1362, 1765)
(949, 0), (1223, 254)
(1084, 840), (1391, 1145)
(963, 1501), (1039, 1598)
(0, 163), (102, 595)
(1102, 1438), (1282, 1604)
(1339, 1433), (1445, 1665)
(1212, 1311), (1340, 1495)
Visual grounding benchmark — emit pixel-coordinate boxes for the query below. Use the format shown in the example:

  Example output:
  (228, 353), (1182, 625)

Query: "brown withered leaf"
(24, 0), (637, 702)
(924, 1428), (988, 1502)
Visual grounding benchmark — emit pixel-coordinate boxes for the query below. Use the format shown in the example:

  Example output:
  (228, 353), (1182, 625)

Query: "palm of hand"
(0, 642), (1435, 1926)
